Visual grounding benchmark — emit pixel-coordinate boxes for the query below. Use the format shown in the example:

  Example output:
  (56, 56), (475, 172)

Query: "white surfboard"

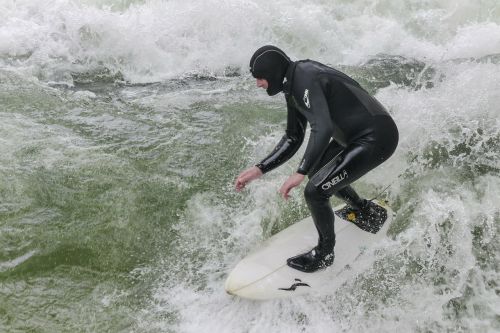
(225, 200), (393, 300)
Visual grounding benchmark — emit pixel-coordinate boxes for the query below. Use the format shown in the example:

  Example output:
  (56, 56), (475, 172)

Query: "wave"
(1, 0), (500, 83)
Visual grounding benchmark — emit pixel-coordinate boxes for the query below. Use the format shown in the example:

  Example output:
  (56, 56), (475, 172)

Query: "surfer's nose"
(256, 78), (268, 89)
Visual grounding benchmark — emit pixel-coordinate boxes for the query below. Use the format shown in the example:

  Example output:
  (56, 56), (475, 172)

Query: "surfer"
(235, 45), (399, 273)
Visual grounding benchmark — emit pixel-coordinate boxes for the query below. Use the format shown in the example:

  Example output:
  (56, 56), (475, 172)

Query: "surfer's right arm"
(235, 101), (306, 191)
(255, 100), (307, 173)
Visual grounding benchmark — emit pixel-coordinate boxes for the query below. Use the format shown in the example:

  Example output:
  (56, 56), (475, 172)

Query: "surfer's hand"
(280, 173), (305, 200)
(235, 166), (263, 191)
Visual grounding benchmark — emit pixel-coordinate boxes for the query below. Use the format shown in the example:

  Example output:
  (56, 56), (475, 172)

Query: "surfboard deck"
(224, 200), (393, 300)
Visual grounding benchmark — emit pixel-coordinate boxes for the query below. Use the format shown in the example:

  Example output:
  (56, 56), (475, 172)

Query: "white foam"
(1, 0), (500, 83)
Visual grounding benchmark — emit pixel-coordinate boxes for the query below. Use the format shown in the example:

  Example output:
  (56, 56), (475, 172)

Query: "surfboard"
(224, 200), (393, 300)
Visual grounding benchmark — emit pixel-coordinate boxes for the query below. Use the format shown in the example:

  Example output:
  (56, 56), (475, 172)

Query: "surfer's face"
(256, 78), (268, 89)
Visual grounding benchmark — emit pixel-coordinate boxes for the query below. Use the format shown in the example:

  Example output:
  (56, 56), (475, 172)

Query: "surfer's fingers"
(235, 170), (251, 190)
(235, 176), (245, 191)
(279, 182), (291, 200)
(278, 184), (285, 198)
(237, 181), (247, 191)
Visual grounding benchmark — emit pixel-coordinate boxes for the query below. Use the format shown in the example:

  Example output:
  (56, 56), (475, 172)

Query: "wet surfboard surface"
(225, 200), (393, 300)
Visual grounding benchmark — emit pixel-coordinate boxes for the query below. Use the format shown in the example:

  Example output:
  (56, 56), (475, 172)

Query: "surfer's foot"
(286, 247), (334, 273)
(346, 200), (388, 233)
(359, 200), (386, 223)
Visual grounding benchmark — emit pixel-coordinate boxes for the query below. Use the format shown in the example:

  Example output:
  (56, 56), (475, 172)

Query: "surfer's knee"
(304, 181), (328, 204)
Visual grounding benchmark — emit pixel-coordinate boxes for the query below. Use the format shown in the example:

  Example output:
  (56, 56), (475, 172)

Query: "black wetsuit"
(256, 60), (399, 262)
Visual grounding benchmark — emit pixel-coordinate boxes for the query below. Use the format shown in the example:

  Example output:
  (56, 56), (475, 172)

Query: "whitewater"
(0, 0), (499, 332)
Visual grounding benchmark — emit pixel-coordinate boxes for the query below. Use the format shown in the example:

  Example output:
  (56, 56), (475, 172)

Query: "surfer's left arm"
(295, 79), (333, 175)
(280, 78), (333, 199)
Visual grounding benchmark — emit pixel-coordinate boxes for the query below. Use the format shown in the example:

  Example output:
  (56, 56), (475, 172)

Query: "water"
(0, 0), (499, 332)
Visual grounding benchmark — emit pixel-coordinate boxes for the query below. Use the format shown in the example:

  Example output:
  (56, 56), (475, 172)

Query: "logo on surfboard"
(278, 278), (311, 291)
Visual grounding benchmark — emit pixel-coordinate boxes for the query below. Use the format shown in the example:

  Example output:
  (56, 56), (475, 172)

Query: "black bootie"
(287, 246), (335, 273)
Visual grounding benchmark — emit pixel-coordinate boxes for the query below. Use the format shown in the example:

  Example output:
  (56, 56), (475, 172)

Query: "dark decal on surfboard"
(278, 278), (311, 291)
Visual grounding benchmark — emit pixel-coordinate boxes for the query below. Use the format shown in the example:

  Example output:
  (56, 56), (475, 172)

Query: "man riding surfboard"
(235, 45), (398, 273)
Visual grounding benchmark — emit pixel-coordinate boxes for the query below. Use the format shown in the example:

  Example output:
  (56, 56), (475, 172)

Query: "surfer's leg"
(305, 140), (345, 251)
(287, 141), (343, 273)
(302, 140), (376, 247)
(313, 134), (396, 197)
(287, 129), (397, 273)
(334, 185), (364, 210)
(308, 142), (365, 210)
(303, 181), (336, 254)
(315, 118), (398, 202)
(286, 182), (336, 273)
(328, 118), (398, 210)
(311, 127), (398, 231)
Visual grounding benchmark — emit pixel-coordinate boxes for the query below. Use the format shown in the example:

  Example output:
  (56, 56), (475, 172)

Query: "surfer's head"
(249, 45), (291, 96)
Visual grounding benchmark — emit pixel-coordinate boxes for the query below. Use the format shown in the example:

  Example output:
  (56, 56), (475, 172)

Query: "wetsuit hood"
(249, 45), (291, 96)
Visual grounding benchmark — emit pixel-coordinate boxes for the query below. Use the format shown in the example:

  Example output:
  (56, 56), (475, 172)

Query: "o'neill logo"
(303, 89), (310, 108)
(321, 169), (348, 190)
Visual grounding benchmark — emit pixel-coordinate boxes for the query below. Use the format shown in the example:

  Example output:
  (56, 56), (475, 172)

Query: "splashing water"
(0, 0), (499, 332)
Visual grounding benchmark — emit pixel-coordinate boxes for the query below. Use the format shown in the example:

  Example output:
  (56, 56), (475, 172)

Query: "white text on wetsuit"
(303, 89), (310, 108)
(321, 170), (348, 190)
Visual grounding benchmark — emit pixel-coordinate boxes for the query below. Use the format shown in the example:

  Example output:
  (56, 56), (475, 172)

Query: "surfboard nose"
(225, 260), (271, 295)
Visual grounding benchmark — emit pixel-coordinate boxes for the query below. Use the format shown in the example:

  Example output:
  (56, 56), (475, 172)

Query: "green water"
(0, 69), (294, 331)
(1, 0), (500, 329)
